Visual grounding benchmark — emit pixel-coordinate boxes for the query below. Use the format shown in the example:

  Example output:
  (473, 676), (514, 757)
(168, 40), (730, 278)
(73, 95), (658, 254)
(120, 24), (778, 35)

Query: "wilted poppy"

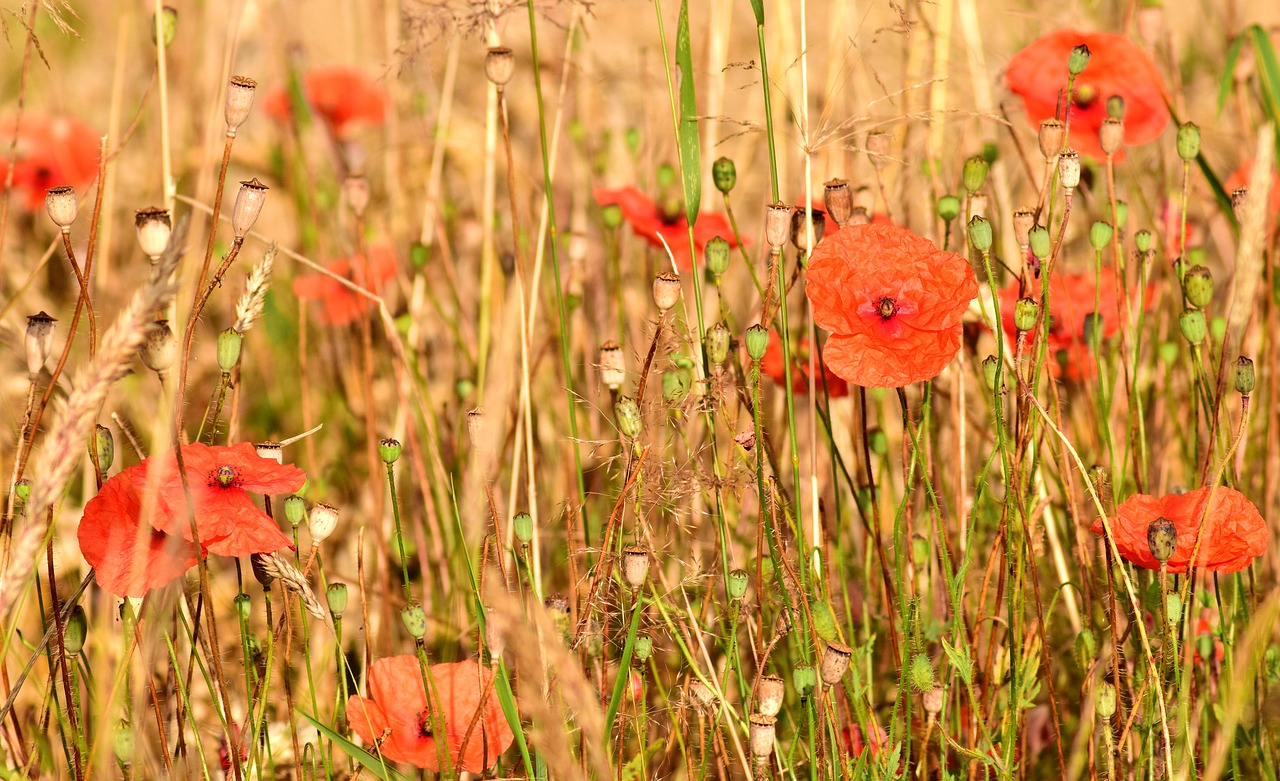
(263, 65), (388, 137)
(128, 442), (305, 558)
(293, 242), (398, 326)
(594, 186), (740, 271)
(1005, 30), (1169, 159)
(0, 114), (100, 211)
(759, 333), (850, 397)
(805, 223), (978, 388)
(347, 656), (515, 772)
(77, 468), (200, 598)
(1089, 486), (1266, 573)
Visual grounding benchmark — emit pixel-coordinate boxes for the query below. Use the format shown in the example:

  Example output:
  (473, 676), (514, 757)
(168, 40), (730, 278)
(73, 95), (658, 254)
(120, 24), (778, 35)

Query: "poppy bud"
(151, 5), (177, 47)
(140, 321), (177, 374)
(1182, 265), (1213, 309)
(1021, 227), (1048, 263)
(749, 714), (776, 759)
(809, 601), (837, 642)
(1146, 516), (1178, 565)
(909, 654), (935, 692)
(792, 665), (817, 698)
(113, 720), (135, 765)
(1178, 308), (1207, 346)
(705, 323), (730, 367)
(224, 75), (257, 137)
(704, 236), (730, 278)
(601, 203), (623, 229)
(1012, 208), (1035, 247)
(1132, 230), (1153, 255)
(1057, 149), (1081, 190)
(868, 427), (888, 456)
(1114, 201), (1129, 229)
(25, 311), (56, 376)
(621, 546), (650, 589)
(93, 424), (115, 471)
(823, 178), (853, 226)
(935, 194), (961, 222)
(1074, 627), (1097, 670)
(1211, 315), (1227, 343)
(1231, 187), (1249, 222)
(63, 605), (87, 656)
(308, 502), (339, 543)
(865, 130), (890, 165)
(1067, 43), (1091, 75)
(765, 202), (791, 249)
(755, 674), (785, 716)
(1166, 591), (1183, 625)
(1089, 221), (1114, 251)
(967, 216), (992, 253)
(512, 511), (534, 544)
(13, 479), (30, 504)
(820, 641), (852, 686)
(284, 495), (306, 528)
(962, 155), (989, 194)
(633, 634), (653, 663)
(727, 568), (749, 600)
(982, 355), (1003, 392)
(216, 328), (243, 373)
(343, 176), (371, 218)
(1099, 118), (1125, 156)
(745, 324), (770, 362)
(599, 341), (626, 390)
(327, 582), (349, 617)
(233, 592), (252, 621)
(45, 186), (77, 231)
(232, 178), (269, 239)
(615, 395), (642, 439)
(1011, 297), (1039, 333)
(923, 684), (945, 715)
(400, 602), (428, 640)
(652, 272), (681, 312)
(1235, 356), (1256, 396)
(1038, 119), (1065, 159)
(484, 47), (515, 87)
(712, 157), (736, 195)
(1176, 122), (1201, 162)
(249, 553), (275, 588)
(135, 207), (172, 260)
(1097, 682), (1117, 719)
(790, 208), (825, 252)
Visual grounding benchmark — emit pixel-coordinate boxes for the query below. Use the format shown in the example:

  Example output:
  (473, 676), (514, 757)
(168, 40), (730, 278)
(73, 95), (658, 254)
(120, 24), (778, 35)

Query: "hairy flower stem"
(385, 461), (413, 601)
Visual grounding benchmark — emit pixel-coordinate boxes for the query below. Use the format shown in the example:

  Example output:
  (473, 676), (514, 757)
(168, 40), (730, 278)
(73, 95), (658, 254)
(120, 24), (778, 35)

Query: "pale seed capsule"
(923, 684), (945, 715)
(512, 511), (534, 544)
(140, 321), (177, 373)
(1038, 119), (1065, 159)
(865, 130), (890, 166)
(599, 341), (626, 390)
(25, 312), (56, 376)
(224, 75), (257, 137)
(820, 641), (852, 686)
(232, 178), (269, 239)
(686, 679), (716, 710)
(45, 186), (77, 231)
(823, 178), (852, 226)
(1058, 149), (1081, 190)
(755, 674), (785, 716)
(1099, 117), (1125, 156)
(652, 272), (681, 312)
(1012, 208), (1035, 247)
(764, 202), (791, 249)
(1232, 187), (1249, 222)
(727, 568), (749, 600)
(401, 602), (428, 640)
(217, 328), (243, 373)
(1097, 682), (1117, 719)
(466, 407), (486, 447)
(308, 502), (339, 543)
(621, 546), (649, 589)
(484, 47), (515, 87)
(748, 714), (776, 759)
(135, 207), (172, 260)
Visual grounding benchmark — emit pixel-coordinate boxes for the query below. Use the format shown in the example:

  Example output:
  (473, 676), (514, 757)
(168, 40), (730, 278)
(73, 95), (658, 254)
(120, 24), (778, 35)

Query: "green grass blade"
(298, 710), (412, 781)
(604, 596), (644, 735)
(1218, 31), (1246, 115)
(676, 0), (701, 225)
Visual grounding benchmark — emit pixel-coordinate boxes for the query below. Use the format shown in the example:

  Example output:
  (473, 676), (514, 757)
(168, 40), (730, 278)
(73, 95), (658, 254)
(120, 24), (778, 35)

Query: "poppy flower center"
(1073, 83), (1097, 109)
(417, 709), (434, 738)
(210, 465), (242, 489)
(876, 297), (898, 320)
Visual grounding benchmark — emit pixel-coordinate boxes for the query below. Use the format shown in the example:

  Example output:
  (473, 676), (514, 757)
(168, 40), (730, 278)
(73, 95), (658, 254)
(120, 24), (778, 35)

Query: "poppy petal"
(77, 474), (198, 598)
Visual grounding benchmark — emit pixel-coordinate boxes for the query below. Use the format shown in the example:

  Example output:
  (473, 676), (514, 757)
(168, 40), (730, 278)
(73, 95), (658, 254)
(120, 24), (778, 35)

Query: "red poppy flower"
(0, 114), (100, 211)
(805, 223), (977, 388)
(128, 442), (304, 558)
(347, 656), (515, 772)
(77, 468), (200, 598)
(293, 242), (398, 326)
(263, 66), (388, 137)
(1089, 486), (1266, 573)
(759, 333), (850, 397)
(1005, 30), (1170, 159)
(593, 186), (741, 271)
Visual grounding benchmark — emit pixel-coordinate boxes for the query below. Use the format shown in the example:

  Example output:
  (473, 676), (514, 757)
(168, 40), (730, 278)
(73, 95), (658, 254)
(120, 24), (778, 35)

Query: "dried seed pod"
(820, 641), (852, 686)
(485, 47), (516, 87)
(254, 442), (282, 464)
(466, 407), (486, 447)
(599, 341), (626, 390)
(621, 546), (650, 589)
(225, 75), (257, 137)
(135, 207), (172, 260)
(1038, 119), (1065, 159)
(755, 674), (785, 716)
(764, 202), (790, 249)
(823, 178), (852, 226)
(686, 679), (716, 710)
(749, 714), (776, 759)
(1099, 117), (1125, 156)
(652, 272), (681, 312)
(1058, 150), (1081, 190)
(25, 312), (56, 376)
(232, 178), (269, 239)
(790, 207), (825, 252)
(45, 186), (77, 231)
(140, 321), (177, 374)
(309, 502), (339, 543)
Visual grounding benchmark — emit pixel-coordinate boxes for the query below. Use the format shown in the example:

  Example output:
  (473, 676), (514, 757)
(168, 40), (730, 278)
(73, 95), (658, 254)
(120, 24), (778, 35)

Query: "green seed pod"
(962, 155), (989, 194)
(909, 654), (935, 693)
(64, 605), (87, 656)
(601, 203), (623, 229)
(1106, 95), (1125, 119)
(1147, 516), (1178, 564)
(1197, 633), (1215, 664)
(911, 535), (929, 567)
(1165, 591), (1183, 625)
(401, 602), (428, 640)
(1158, 341), (1178, 364)
(113, 720), (136, 765)
(13, 479), (30, 504)
(1134, 229), (1153, 253)
(705, 236), (731, 278)
(727, 568), (749, 600)
(1235, 356), (1256, 395)
(1074, 628), (1097, 670)
(1089, 221), (1114, 251)
(151, 6), (178, 48)
(1014, 297), (1039, 332)
(1029, 225), (1051, 260)
(869, 427), (888, 456)
(982, 355), (1002, 392)
(935, 194), (961, 222)
(1097, 682), (1117, 719)
(792, 665), (818, 698)
(513, 511), (534, 544)
(745, 324), (770, 362)
(234, 593), (252, 621)
(1114, 201), (1129, 229)
(1179, 309), (1207, 345)
(967, 215), (993, 253)
(810, 601), (837, 642)
(94, 424), (115, 472)
(624, 127), (641, 155)
(705, 323), (731, 367)
(216, 328), (243, 373)
(712, 157), (737, 195)
(327, 582), (349, 617)
(615, 395), (642, 439)
(1068, 43), (1091, 76)
(284, 494), (306, 528)
(379, 437), (402, 465)
(633, 635), (653, 663)
(1182, 265), (1213, 308)
(1176, 122), (1201, 162)
(1211, 315), (1227, 343)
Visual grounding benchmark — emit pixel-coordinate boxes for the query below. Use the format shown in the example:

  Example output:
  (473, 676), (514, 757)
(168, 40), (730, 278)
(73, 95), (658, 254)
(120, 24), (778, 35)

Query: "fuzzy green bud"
(615, 395), (642, 439)
(1179, 308), (1207, 345)
(1176, 122), (1201, 161)
(283, 494), (306, 528)
(327, 582), (349, 617)
(1182, 265), (1213, 308)
(936, 194), (961, 222)
(633, 635), (653, 663)
(1014, 297), (1039, 332)
(982, 355), (1002, 392)
(967, 215), (992, 253)
(1235, 356), (1256, 395)
(727, 568), (749, 600)
(64, 605), (87, 656)
(810, 601), (838, 642)
(1147, 516), (1178, 564)
(705, 236), (730, 278)
(401, 602), (428, 639)
(1068, 43), (1091, 76)
(513, 511), (534, 544)
(216, 328), (242, 373)
(1097, 682), (1117, 719)
(792, 665), (818, 698)
(745, 324), (770, 362)
(962, 155), (989, 194)
(1166, 591), (1183, 625)
(1029, 225), (1051, 260)
(95, 424), (115, 472)
(712, 157), (736, 194)
(1134, 229), (1153, 253)
(1089, 221), (1114, 251)
(1074, 628), (1097, 670)
(113, 721), (136, 765)
(909, 654), (935, 693)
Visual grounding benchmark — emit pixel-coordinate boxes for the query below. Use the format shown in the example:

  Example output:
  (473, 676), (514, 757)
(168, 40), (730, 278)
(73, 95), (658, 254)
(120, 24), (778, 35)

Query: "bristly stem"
(385, 459), (413, 601)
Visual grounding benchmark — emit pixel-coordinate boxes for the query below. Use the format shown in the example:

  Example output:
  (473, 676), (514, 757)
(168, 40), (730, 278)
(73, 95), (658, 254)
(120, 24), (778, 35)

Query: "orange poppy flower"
(759, 333), (850, 398)
(293, 242), (398, 326)
(1089, 486), (1266, 573)
(263, 66), (388, 137)
(0, 114), (100, 211)
(1005, 30), (1169, 160)
(347, 656), (515, 772)
(805, 223), (977, 388)
(593, 186), (740, 271)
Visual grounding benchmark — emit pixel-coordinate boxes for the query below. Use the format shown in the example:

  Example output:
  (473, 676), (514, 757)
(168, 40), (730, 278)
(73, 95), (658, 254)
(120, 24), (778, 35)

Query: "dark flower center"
(1073, 83), (1097, 109)
(876, 297), (898, 320)
(209, 465), (242, 489)
(418, 709), (434, 738)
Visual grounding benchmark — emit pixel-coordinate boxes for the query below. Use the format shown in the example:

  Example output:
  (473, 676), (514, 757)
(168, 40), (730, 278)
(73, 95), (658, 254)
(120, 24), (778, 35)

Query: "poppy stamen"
(876, 296), (898, 320)
(418, 709), (434, 738)
(210, 465), (242, 489)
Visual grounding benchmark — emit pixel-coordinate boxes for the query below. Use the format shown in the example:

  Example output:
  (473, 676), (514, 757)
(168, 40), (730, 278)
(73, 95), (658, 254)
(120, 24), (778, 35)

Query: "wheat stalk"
(233, 244), (276, 334)
(251, 552), (326, 620)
